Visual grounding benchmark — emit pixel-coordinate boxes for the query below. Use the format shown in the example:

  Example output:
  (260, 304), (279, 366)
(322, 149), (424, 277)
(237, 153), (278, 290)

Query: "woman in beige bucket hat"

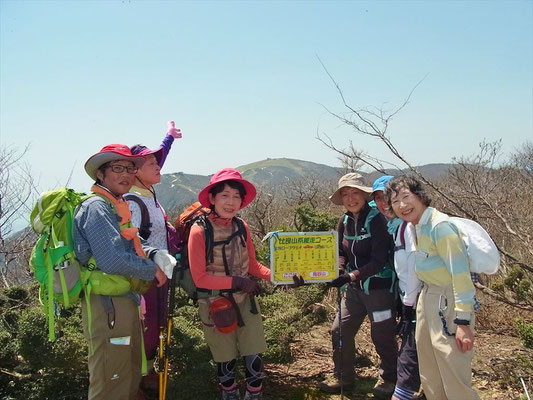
(320, 173), (398, 399)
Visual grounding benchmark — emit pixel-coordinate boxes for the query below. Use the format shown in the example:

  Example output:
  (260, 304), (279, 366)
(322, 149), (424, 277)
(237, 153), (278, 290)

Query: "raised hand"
(167, 120), (182, 139)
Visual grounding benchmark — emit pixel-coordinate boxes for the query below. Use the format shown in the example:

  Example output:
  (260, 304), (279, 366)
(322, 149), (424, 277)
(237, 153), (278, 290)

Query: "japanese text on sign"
(270, 231), (338, 285)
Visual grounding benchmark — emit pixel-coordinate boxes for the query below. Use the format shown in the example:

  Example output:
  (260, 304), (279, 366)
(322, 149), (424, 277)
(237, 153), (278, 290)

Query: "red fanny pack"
(209, 296), (238, 334)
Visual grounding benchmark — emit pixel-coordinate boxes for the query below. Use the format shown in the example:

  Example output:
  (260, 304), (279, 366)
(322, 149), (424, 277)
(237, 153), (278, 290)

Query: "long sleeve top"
(337, 204), (391, 286)
(188, 214), (271, 290)
(393, 220), (422, 306)
(128, 133), (178, 252)
(415, 207), (476, 315)
(74, 196), (158, 281)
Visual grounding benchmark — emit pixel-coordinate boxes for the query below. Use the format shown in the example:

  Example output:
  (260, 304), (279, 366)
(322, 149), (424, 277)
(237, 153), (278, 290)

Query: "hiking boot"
(319, 374), (355, 393)
(243, 390), (262, 400)
(372, 378), (396, 399)
(221, 388), (240, 400)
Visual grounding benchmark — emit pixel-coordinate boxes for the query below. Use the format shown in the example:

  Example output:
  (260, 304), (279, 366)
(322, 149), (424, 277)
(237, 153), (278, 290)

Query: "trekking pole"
(521, 377), (531, 400)
(337, 286), (344, 400)
(158, 274), (168, 400)
(160, 256), (179, 400)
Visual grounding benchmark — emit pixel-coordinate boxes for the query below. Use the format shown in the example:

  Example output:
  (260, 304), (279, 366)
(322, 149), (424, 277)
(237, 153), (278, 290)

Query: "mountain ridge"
(156, 158), (452, 212)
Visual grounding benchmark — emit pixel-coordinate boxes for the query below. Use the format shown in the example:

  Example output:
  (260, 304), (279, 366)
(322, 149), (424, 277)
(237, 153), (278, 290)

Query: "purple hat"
(130, 144), (165, 165)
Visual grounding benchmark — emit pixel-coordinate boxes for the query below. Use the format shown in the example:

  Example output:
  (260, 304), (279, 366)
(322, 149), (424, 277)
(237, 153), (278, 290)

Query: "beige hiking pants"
(416, 284), (480, 400)
(82, 294), (143, 400)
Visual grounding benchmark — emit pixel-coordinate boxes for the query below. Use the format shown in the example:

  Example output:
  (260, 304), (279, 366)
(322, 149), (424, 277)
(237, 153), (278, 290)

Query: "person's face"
(136, 154), (161, 186)
(208, 184), (242, 219)
(390, 186), (427, 225)
(374, 191), (395, 220)
(340, 187), (367, 214)
(96, 160), (137, 196)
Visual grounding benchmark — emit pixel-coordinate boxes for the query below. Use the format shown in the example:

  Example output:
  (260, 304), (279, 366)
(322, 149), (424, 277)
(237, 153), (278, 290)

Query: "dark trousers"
(331, 286), (397, 382)
(397, 321), (421, 393)
(142, 280), (168, 361)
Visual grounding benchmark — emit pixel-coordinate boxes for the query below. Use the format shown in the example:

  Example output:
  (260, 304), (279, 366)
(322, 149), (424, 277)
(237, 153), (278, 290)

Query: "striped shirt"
(415, 207), (475, 313)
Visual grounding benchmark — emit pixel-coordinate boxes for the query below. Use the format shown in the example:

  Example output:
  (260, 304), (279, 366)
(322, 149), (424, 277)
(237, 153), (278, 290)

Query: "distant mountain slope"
(155, 158), (453, 213)
(365, 163), (454, 183)
(238, 158), (342, 184)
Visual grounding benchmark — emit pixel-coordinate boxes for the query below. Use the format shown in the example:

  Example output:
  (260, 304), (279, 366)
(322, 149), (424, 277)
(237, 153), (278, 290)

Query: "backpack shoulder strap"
(233, 216), (247, 247)
(196, 214), (215, 264)
(343, 206), (379, 242)
(394, 220), (408, 251)
(124, 194), (152, 240)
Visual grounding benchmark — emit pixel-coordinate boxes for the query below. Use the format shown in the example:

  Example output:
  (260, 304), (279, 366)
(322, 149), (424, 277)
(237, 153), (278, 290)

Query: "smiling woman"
(188, 168), (271, 400)
(322, 172), (398, 398)
(384, 175), (481, 400)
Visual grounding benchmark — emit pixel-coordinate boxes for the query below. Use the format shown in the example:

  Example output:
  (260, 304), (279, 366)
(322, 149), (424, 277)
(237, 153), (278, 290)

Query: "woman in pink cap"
(125, 121), (182, 395)
(188, 168), (271, 400)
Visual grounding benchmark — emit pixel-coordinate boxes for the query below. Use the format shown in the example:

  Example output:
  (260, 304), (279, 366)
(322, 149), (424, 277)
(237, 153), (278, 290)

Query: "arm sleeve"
(243, 221), (271, 280)
(75, 199), (157, 281)
(433, 221), (475, 313)
(402, 224), (422, 306)
(357, 215), (390, 282)
(188, 224), (233, 290)
(158, 134), (175, 168)
(337, 217), (347, 270)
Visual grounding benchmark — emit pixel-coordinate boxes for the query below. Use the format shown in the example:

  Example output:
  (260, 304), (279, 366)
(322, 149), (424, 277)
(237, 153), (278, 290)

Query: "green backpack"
(29, 188), (93, 341)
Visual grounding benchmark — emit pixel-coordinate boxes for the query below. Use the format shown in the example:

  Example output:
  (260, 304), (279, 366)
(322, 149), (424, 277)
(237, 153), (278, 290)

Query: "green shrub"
(515, 279), (531, 303)
(263, 318), (297, 363)
(294, 204), (337, 232)
(0, 329), (17, 368)
(504, 267), (524, 290)
(4, 286), (30, 306)
(491, 281), (505, 292)
(294, 283), (328, 308)
(259, 291), (297, 314)
(515, 317), (533, 349)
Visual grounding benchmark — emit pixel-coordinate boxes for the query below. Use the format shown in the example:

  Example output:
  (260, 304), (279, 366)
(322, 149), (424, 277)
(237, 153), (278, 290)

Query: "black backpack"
(124, 194), (152, 240)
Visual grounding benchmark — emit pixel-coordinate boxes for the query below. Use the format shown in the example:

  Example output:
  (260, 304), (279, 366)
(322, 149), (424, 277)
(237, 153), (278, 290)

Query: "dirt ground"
(264, 319), (532, 400)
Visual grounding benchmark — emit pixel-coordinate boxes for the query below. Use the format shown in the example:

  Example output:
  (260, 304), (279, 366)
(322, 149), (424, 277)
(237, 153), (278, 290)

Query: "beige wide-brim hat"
(329, 172), (373, 205)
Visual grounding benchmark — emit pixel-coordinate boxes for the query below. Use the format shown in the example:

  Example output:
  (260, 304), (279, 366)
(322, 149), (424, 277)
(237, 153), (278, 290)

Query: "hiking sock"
(393, 385), (417, 400)
(218, 359), (237, 389)
(243, 354), (263, 390)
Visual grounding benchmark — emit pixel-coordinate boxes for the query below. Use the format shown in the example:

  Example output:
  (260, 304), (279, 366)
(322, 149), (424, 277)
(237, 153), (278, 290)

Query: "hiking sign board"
(269, 231), (339, 284)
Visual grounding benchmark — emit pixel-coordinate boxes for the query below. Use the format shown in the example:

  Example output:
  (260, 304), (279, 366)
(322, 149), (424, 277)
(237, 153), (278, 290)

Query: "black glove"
(328, 274), (351, 288)
(396, 305), (415, 338)
(290, 274), (305, 288)
(232, 276), (261, 296)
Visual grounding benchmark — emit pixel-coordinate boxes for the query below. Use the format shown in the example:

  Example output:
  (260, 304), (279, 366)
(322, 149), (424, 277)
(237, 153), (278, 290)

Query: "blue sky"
(1, 0), (532, 195)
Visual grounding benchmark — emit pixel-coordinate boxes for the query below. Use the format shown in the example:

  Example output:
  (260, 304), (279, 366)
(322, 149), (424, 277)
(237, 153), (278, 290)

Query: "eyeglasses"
(107, 164), (138, 174)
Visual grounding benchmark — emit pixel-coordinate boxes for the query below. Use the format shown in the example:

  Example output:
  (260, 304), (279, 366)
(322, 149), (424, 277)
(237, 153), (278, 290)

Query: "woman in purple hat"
(188, 168), (272, 400)
(126, 121), (182, 395)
